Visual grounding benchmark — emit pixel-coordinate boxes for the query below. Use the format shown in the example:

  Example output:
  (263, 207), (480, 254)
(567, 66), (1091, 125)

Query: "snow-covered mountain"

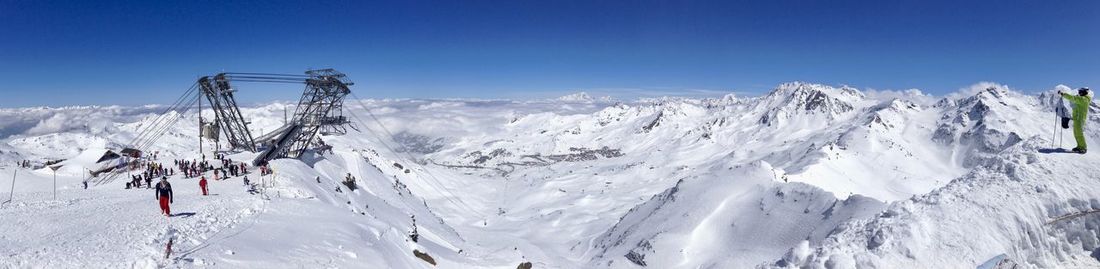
(557, 92), (614, 103)
(2, 82), (1098, 268)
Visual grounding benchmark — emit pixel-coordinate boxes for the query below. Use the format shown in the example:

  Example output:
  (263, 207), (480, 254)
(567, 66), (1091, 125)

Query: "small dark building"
(120, 148), (143, 158)
(96, 150), (121, 163)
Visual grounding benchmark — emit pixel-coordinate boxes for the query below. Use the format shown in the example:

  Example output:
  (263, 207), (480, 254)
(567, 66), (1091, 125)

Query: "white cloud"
(945, 82), (1010, 101)
(863, 88), (937, 105)
(0, 106), (158, 139)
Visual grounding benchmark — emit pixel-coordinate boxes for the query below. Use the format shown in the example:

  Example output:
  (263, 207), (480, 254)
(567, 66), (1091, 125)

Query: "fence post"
(4, 170), (16, 205)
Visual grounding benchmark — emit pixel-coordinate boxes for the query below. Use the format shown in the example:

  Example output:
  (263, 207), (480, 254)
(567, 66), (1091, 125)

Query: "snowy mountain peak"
(973, 85), (1010, 100)
(770, 82), (865, 102)
(556, 92), (613, 103)
(756, 82), (865, 126)
(555, 92), (615, 103)
(952, 85), (1022, 114)
(558, 92), (592, 102)
(718, 93), (740, 103)
(947, 83), (1015, 107)
(930, 83), (1035, 159)
(700, 93), (742, 108)
(869, 98), (921, 114)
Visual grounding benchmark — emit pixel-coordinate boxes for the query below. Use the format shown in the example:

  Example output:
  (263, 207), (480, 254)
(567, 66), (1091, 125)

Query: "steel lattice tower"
(196, 69), (353, 165)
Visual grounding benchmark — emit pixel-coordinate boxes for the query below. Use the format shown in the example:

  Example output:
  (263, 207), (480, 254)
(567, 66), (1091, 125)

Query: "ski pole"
(1059, 107), (1066, 148)
(1052, 110), (1058, 148)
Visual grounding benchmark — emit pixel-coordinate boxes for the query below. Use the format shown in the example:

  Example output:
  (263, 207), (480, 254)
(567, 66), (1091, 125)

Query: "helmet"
(1080, 87), (1091, 96)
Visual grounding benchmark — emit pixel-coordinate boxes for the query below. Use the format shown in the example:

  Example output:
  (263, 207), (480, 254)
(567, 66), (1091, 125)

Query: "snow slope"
(0, 169), (262, 268)
(775, 138), (1100, 268)
(2, 81), (1100, 268)
(590, 161), (885, 268)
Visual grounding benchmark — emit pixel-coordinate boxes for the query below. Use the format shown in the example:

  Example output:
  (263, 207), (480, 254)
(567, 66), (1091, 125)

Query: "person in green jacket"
(1060, 87), (1092, 154)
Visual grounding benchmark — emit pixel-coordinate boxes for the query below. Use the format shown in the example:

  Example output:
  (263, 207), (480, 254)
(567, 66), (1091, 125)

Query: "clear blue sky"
(1, 0), (1098, 107)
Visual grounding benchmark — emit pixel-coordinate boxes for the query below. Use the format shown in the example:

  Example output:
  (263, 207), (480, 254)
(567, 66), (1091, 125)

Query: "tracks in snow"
(0, 175), (263, 268)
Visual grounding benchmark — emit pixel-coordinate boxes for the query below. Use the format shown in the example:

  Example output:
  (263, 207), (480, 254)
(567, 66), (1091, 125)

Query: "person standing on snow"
(155, 177), (173, 216)
(199, 176), (208, 196)
(1060, 87), (1093, 154)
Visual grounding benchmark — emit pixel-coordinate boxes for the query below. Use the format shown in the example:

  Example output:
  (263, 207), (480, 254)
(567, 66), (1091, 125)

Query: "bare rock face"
(413, 249), (436, 266)
(624, 240), (653, 266)
(516, 261), (533, 269)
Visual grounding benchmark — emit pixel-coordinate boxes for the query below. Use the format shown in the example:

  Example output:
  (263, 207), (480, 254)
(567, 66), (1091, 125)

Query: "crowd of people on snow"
(127, 161), (172, 189)
(9, 144), (286, 218)
(101, 152), (272, 193)
(105, 151), (275, 217)
(176, 158), (213, 179)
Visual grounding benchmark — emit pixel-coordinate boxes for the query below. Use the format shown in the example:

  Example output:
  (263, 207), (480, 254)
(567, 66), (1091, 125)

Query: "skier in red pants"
(199, 176), (208, 196)
(155, 177), (173, 216)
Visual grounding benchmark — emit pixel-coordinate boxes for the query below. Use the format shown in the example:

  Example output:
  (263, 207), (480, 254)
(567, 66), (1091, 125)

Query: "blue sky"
(1, 0), (1098, 107)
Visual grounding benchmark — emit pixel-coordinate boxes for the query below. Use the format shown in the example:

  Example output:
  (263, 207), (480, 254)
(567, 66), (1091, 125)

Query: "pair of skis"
(1051, 96), (1070, 149)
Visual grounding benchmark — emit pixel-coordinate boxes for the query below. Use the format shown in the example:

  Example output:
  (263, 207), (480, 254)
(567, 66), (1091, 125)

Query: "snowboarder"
(1060, 87), (1092, 154)
(155, 177), (173, 216)
(243, 175), (249, 186)
(199, 176), (208, 196)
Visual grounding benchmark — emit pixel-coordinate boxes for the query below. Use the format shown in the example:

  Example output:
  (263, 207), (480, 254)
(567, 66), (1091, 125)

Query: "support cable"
(345, 93), (489, 220)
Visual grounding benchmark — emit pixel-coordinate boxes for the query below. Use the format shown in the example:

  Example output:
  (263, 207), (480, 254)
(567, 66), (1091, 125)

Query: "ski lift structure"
(196, 68), (354, 165)
(90, 69), (354, 185)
